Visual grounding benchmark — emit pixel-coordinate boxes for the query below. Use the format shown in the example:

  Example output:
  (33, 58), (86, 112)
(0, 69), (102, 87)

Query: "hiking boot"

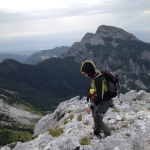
(101, 130), (111, 139)
(89, 132), (101, 140)
(93, 130), (102, 140)
(93, 134), (102, 140)
(94, 130), (100, 135)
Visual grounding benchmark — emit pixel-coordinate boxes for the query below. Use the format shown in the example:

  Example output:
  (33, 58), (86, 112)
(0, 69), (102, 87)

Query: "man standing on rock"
(80, 60), (111, 138)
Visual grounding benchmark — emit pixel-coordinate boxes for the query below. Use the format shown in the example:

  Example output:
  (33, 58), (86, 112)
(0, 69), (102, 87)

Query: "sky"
(0, 0), (150, 53)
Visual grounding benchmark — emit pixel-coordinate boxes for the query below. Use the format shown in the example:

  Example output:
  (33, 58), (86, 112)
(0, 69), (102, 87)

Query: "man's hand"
(86, 107), (92, 114)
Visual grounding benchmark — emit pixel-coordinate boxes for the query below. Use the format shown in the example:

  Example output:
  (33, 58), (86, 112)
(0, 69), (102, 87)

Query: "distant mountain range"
(0, 25), (150, 112)
(0, 53), (28, 63)
(24, 46), (70, 64)
(0, 46), (70, 64)
(0, 57), (89, 111)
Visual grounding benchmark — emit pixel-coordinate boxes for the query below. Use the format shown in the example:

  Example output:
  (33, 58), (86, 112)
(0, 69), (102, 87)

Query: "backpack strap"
(93, 72), (108, 99)
(93, 72), (102, 80)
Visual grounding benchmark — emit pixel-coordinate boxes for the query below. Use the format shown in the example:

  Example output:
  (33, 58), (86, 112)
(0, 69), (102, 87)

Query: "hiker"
(80, 60), (111, 138)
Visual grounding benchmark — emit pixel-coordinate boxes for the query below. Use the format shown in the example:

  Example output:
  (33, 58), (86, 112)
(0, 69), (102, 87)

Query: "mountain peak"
(96, 25), (139, 41)
(80, 25), (139, 45)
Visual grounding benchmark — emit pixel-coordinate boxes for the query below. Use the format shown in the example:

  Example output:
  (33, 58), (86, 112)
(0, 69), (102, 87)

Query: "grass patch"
(64, 119), (69, 124)
(69, 114), (74, 120)
(68, 110), (72, 113)
(132, 98), (136, 101)
(111, 126), (120, 131)
(48, 128), (63, 137)
(83, 120), (90, 125)
(120, 117), (125, 121)
(77, 114), (82, 121)
(124, 133), (131, 137)
(112, 110), (120, 113)
(79, 137), (90, 145)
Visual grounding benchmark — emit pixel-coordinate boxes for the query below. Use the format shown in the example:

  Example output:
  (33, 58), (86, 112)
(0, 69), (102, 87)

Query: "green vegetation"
(0, 89), (42, 147)
(0, 120), (35, 146)
(64, 119), (69, 124)
(69, 114), (74, 120)
(67, 110), (72, 113)
(0, 88), (43, 116)
(79, 137), (90, 145)
(112, 126), (120, 131)
(0, 57), (89, 112)
(48, 128), (64, 137)
(77, 114), (82, 121)
(63, 114), (74, 124)
(124, 133), (131, 137)
(112, 110), (120, 113)
(83, 120), (90, 125)
(0, 127), (32, 146)
(120, 117), (125, 122)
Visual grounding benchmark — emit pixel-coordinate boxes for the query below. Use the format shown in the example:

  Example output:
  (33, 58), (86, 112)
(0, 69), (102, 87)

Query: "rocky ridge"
(1, 90), (150, 150)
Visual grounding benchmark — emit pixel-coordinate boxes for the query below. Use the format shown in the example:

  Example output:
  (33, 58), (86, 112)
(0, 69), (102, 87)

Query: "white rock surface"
(1, 90), (150, 150)
(0, 99), (41, 125)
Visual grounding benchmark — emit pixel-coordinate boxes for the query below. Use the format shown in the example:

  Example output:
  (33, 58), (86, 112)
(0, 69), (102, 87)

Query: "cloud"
(0, 0), (150, 51)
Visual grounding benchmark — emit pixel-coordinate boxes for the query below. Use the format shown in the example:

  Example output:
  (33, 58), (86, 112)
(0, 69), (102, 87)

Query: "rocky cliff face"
(62, 25), (150, 93)
(2, 90), (150, 150)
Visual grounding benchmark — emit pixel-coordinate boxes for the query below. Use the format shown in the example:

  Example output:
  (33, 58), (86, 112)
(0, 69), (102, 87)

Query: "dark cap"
(80, 61), (96, 78)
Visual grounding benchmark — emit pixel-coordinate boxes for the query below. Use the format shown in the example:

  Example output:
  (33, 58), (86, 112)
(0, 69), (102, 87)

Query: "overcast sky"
(0, 0), (150, 53)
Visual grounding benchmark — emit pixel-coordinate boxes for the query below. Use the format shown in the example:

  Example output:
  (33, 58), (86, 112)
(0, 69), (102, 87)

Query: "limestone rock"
(1, 90), (150, 150)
